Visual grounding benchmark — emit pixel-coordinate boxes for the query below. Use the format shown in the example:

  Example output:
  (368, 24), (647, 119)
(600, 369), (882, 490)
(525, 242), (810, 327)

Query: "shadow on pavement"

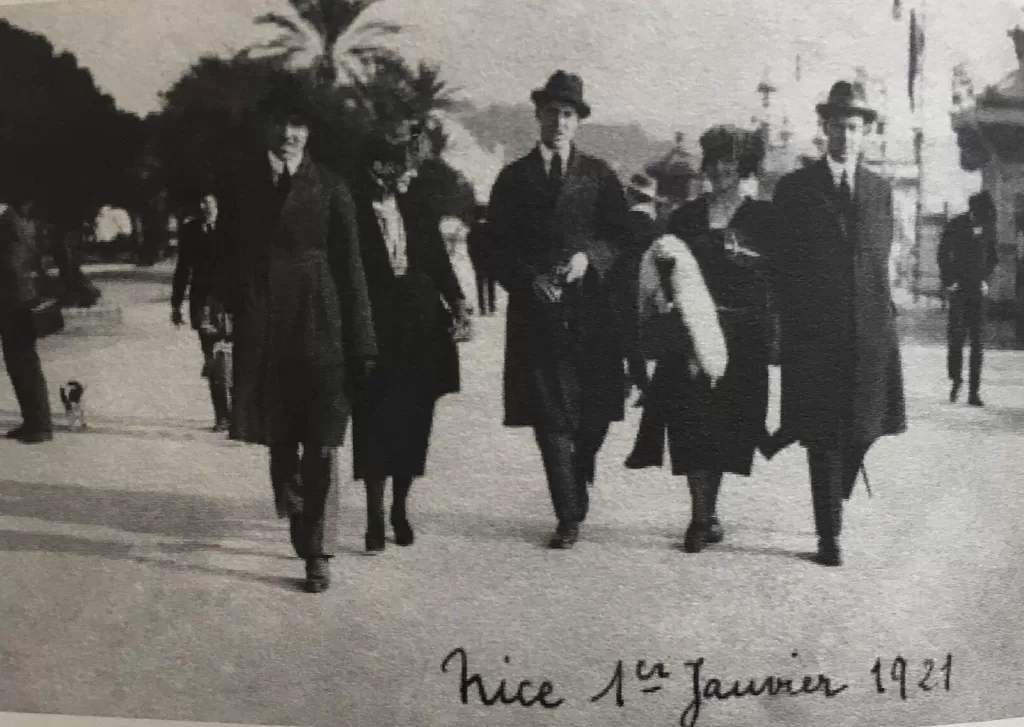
(0, 529), (301, 591)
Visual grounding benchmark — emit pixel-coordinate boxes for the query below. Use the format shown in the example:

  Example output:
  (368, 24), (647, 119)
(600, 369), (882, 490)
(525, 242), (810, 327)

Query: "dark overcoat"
(0, 207), (37, 324)
(216, 153), (377, 448)
(488, 146), (629, 431)
(772, 159), (906, 446)
(172, 218), (222, 330)
(348, 178), (463, 480)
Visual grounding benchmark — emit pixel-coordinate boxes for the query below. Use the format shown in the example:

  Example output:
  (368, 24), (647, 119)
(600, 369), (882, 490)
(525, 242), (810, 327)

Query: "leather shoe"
(391, 513), (414, 547)
(706, 517), (725, 544)
(17, 430), (53, 444)
(304, 557), (330, 593)
(365, 528), (386, 555)
(949, 381), (962, 403)
(548, 524), (579, 550)
(5, 426), (26, 439)
(682, 523), (708, 553)
(968, 393), (984, 407)
(815, 538), (842, 567)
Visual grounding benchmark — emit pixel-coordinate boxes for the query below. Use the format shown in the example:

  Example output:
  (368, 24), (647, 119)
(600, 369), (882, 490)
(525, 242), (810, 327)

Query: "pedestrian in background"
(467, 204), (498, 316)
(0, 197), (53, 444)
(938, 191), (998, 407)
(171, 192), (230, 431)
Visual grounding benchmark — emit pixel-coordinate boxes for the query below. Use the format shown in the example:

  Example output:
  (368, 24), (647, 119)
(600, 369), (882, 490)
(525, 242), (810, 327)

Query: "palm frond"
(254, 12), (305, 36)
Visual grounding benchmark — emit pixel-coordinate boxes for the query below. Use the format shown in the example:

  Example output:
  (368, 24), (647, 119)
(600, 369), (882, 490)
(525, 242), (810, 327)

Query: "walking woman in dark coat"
(627, 126), (776, 553)
(350, 131), (468, 554)
(214, 78), (377, 593)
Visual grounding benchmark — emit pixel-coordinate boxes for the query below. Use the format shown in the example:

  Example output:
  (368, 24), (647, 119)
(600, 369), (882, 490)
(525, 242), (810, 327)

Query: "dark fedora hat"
(816, 80), (877, 123)
(531, 70), (591, 119)
(256, 74), (314, 122)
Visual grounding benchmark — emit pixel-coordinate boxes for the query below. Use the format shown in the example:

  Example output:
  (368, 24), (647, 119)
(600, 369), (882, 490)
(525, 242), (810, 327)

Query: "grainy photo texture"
(0, 0), (1022, 726)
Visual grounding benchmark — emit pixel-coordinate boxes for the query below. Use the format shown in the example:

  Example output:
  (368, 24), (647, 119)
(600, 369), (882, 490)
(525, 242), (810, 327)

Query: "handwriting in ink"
(440, 647), (565, 709)
(871, 654), (952, 699)
(590, 658), (672, 706)
(679, 653), (849, 727)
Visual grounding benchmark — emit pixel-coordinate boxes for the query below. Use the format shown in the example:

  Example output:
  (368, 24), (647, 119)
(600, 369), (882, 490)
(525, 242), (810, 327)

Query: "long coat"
(348, 178), (463, 480)
(488, 146), (629, 431)
(772, 159), (906, 446)
(216, 153), (377, 448)
(0, 207), (37, 324)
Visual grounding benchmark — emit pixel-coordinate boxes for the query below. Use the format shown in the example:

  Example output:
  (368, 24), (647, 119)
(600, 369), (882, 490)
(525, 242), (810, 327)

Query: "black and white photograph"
(0, 0), (1022, 725)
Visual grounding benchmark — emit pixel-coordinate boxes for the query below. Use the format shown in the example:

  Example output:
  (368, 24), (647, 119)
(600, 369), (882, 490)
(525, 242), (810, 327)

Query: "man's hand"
(559, 252), (589, 284)
(171, 307), (184, 327)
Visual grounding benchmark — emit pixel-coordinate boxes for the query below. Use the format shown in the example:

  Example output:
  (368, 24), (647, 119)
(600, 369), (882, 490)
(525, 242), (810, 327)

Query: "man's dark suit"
(172, 216), (229, 424)
(938, 212), (997, 398)
(488, 145), (628, 533)
(0, 206), (52, 437)
(773, 159), (906, 557)
(215, 152), (376, 561)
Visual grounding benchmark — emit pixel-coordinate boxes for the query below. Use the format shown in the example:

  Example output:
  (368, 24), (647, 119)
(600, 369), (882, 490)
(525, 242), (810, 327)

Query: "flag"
(908, 9), (925, 111)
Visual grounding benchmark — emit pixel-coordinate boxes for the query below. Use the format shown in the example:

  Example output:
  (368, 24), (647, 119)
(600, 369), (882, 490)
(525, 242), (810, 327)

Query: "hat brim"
(816, 103), (877, 124)
(531, 89), (591, 119)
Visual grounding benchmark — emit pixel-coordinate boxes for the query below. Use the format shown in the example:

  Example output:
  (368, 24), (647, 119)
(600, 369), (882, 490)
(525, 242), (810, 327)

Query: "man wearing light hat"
(488, 71), (629, 549)
(771, 80), (907, 567)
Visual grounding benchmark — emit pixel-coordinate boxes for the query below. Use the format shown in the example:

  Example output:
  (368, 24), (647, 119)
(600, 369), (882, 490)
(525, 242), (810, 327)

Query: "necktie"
(278, 165), (292, 201)
(839, 170), (852, 205)
(550, 152), (563, 193)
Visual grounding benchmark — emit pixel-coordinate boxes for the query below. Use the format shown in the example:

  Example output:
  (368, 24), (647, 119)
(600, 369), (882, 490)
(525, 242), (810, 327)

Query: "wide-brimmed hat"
(256, 75), (314, 122)
(531, 71), (591, 119)
(816, 80), (877, 123)
(627, 173), (663, 202)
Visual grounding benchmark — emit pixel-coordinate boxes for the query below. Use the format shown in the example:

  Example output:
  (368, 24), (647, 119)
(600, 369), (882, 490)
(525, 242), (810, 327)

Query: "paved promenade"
(0, 278), (1022, 727)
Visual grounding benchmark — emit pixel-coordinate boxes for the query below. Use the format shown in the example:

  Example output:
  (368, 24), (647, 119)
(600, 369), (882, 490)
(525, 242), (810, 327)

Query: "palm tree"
(251, 0), (401, 88)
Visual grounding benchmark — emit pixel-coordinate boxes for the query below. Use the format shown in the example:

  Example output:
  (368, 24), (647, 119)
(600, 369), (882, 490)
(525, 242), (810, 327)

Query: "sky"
(3, 0), (1024, 207)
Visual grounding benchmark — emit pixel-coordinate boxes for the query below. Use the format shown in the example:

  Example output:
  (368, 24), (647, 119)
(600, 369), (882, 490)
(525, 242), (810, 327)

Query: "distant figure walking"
(0, 199), (53, 444)
(939, 191), (997, 407)
(467, 205), (498, 315)
(172, 192), (230, 431)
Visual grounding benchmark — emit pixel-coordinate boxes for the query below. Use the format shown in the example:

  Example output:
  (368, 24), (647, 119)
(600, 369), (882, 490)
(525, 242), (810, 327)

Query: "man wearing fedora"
(488, 70), (629, 549)
(213, 75), (377, 592)
(771, 80), (907, 567)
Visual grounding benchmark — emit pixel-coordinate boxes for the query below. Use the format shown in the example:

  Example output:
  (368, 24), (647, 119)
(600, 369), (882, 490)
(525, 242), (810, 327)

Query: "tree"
(251, 0), (401, 88)
(0, 20), (144, 305)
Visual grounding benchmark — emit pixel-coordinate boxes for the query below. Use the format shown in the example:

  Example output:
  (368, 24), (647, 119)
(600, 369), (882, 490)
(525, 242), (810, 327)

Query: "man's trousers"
(1, 310), (52, 433)
(947, 289), (986, 394)
(806, 441), (870, 541)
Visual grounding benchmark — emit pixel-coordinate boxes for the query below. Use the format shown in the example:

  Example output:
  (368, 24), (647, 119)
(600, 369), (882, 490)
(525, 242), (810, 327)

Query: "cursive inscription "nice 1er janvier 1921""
(439, 647), (953, 727)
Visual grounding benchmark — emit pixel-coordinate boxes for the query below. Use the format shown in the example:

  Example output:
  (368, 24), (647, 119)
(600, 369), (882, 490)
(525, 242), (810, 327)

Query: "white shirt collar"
(825, 156), (857, 193)
(538, 142), (571, 173)
(268, 151), (302, 178)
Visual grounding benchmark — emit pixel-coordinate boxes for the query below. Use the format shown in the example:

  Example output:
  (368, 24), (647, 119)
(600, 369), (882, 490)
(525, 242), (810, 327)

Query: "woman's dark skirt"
(630, 310), (769, 476)
(351, 273), (448, 481)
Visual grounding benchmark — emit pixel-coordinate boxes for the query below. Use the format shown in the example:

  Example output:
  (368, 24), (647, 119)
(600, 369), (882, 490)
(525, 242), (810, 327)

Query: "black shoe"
(949, 381), (962, 403)
(968, 393), (984, 407)
(706, 517), (725, 544)
(682, 523), (708, 553)
(304, 557), (330, 593)
(365, 524), (386, 554)
(212, 418), (230, 432)
(5, 426), (26, 439)
(548, 524), (579, 550)
(17, 430), (53, 444)
(391, 512), (414, 546)
(815, 538), (842, 567)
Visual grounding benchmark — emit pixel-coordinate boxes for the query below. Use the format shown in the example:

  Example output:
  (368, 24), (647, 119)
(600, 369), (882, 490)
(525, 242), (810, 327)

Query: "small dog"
(59, 380), (87, 430)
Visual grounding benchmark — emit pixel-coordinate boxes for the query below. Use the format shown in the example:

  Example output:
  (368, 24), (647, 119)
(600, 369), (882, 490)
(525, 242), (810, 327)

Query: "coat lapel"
(804, 158), (849, 240)
(555, 145), (582, 211)
(524, 147), (549, 204)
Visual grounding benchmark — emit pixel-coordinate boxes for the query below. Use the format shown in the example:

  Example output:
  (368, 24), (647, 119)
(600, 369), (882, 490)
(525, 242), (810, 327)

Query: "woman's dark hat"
(531, 71), (591, 119)
(816, 80), (877, 123)
(256, 75), (313, 122)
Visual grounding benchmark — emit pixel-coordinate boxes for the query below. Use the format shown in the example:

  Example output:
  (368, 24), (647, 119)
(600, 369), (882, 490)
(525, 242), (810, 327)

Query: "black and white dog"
(59, 380), (87, 430)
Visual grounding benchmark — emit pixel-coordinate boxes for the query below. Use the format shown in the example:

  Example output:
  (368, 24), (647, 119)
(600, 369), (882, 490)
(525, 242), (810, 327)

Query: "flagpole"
(912, 0), (927, 303)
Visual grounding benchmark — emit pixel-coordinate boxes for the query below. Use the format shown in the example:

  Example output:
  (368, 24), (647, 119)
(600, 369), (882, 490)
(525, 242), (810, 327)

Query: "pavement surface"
(0, 277), (1022, 727)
